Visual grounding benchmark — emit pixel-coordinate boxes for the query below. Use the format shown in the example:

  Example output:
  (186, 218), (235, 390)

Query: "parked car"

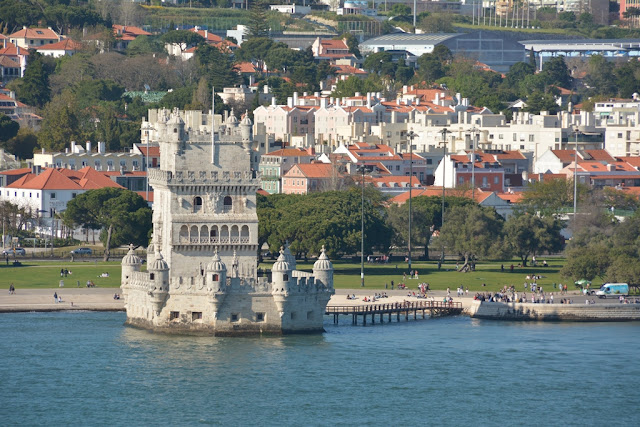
(70, 247), (93, 255)
(2, 248), (26, 256)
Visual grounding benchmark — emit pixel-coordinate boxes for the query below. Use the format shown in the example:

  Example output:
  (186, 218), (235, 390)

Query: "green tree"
(437, 204), (505, 270)
(195, 44), (240, 89)
(247, 0), (270, 38)
(126, 35), (163, 56)
(16, 53), (53, 107)
(520, 178), (587, 217)
(363, 51), (396, 77)
(337, 33), (361, 58)
(257, 189), (392, 259)
(525, 90), (559, 114)
(391, 4), (411, 16)
(386, 196), (472, 260)
(37, 93), (84, 152)
(585, 55), (616, 96)
(503, 62), (535, 92)
(332, 75), (383, 98)
(161, 30), (205, 54)
(2, 128), (38, 160)
(418, 13), (454, 33)
(63, 187), (152, 261)
(540, 56), (571, 88)
(0, 114), (19, 144)
(235, 37), (278, 72)
(416, 52), (445, 83)
(503, 213), (564, 266)
(561, 243), (611, 281)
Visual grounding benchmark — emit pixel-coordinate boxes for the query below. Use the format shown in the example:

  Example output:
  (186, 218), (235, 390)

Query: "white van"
(595, 283), (629, 298)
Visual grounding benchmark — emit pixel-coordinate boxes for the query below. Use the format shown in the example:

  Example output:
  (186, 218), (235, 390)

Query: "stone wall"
(468, 300), (640, 321)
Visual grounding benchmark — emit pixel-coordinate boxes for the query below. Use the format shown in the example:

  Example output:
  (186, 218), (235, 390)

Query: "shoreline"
(2, 288), (636, 320)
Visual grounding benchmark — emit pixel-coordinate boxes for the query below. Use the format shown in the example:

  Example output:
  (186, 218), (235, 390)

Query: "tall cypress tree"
(248, 0), (269, 39)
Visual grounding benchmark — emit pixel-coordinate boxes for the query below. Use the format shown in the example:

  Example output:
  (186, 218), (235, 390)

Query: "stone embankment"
(467, 300), (640, 321)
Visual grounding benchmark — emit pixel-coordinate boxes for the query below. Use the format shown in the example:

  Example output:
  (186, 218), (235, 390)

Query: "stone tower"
(121, 108), (334, 335)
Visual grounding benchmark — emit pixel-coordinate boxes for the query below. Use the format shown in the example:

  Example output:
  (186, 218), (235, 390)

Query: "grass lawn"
(3, 257), (594, 294)
(1, 261), (123, 289)
(270, 258), (595, 293)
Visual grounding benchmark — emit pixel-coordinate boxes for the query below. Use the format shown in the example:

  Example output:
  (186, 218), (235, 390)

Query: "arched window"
(223, 196), (232, 212)
(200, 225), (208, 243)
(210, 226), (218, 243)
(240, 225), (249, 243)
(179, 225), (189, 243)
(190, 225), (199, 243)
(230, 225), (239, 243)
(173, 128), (178, 133)
(150, 273), (155, 280)
(212, 274), (219, 281)
(220, 225), (229, 243)
(194, 196), (203, 212)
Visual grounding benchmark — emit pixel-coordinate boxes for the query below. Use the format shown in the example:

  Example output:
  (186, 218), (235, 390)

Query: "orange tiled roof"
(616, 156), (640, 168)
(287, 163), (335, 178)
(6, 167), (124, 190)
(583, 149), (615, 162)
(9, 27), (59, 40)
(0, 45), (29, 56)
(551, 149), (580, 163)
(37, 38), (82, 51)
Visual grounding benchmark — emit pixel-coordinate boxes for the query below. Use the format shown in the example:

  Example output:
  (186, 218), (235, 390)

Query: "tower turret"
(240, 111), (252, 147)
(166, 110), (185, 143)
(313, 245), (334, 290)
(121, 244), (142, 302)
(148, 247), (169, 315)
(206, 249), (227, 318)
(271, 247), (292, 317)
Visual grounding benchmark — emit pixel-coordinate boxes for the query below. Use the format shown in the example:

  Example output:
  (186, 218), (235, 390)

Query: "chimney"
(271, 97), (276, 106)
(293, 92), (298, 106)
(71, 141), (76, 153)
(287, 97), (293, 108)
(607, 164), (615, 171)
(86, 141), (92, 153)
(320, 97), (328, 108)
(204, 29), (208, 40)
(366, 93), (371, 108)
(98, 141), (106, 154)
(435, 92), (440, 104)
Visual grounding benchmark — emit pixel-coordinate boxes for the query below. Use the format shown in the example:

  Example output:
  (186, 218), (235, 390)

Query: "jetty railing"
(326, 301), (463, 325)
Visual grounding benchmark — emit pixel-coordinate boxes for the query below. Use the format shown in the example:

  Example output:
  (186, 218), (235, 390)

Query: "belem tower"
(120, 108), (334, 335)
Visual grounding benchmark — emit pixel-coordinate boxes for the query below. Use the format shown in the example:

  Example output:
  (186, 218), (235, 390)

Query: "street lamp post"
(406, 130), (417, 275)
(467, 126), (479, 202)
(439, 128), (451, 262)
(573, 127), (580, 217)
(358, 164), (367, 287)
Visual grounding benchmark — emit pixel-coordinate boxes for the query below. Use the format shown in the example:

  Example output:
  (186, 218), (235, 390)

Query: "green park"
(1, 256), (574, 293)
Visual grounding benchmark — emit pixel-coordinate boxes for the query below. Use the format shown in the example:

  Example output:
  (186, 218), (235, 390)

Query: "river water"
(1, 312), (638, 426)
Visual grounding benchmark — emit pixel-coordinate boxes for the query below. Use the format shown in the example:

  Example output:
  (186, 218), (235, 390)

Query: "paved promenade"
(0, 287), (627, 316)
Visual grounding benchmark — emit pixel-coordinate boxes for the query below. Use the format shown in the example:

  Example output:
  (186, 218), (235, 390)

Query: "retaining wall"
(467, 300), (640, 321)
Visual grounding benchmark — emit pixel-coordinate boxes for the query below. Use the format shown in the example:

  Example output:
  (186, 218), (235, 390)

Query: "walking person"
(54, 292), (58, 303)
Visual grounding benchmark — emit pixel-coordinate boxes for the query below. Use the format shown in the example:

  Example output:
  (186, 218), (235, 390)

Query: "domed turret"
(272, 247), (291, 273)
(313, 245), (334, 290)
(272, 247), (292, 291)
(206, 249), (227, 273)
(149, 250), (169, 272)
(148, 247), (169, 315)
(226, 108), (239, 126)
(240, 110), (252, 146)
(122, 244), (142, 267)
(206, 249), (227, 318)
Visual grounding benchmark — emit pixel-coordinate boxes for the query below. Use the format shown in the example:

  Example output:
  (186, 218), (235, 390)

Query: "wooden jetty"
(326, 301), (463, 325)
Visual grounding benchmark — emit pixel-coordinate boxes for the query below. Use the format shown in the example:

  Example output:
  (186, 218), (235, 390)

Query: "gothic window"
(194, 196), (202, 212)
(179, 225), (189, 243)
(223, 196), (232, 212)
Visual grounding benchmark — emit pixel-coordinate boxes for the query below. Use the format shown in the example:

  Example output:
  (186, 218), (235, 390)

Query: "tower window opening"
(194, 196), (203, 212)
